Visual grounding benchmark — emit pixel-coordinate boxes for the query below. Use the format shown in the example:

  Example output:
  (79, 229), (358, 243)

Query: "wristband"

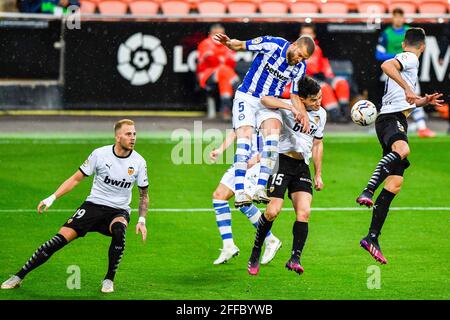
(43, 194), (56, 207)
(138, 216), (146, 224)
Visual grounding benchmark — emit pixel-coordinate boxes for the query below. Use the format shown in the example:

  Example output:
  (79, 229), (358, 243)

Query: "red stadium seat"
(227, 0), (258, 14)
(417, 0), (448, 14)
(79, 0), (97, 13)
(319, 0), (349, 14)
(197, 0), (227, 14)
(388, 0), (417, 14)
(128, 1), (159, 15)
(357, 0), (388, 15)
(289, 0), (320, 14)
(160, 0), (191, 15)
(259, 0), (289, 14)
(97, 1), (128, 14)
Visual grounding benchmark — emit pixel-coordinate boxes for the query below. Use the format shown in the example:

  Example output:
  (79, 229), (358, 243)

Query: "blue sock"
(213, 199), (234, 247)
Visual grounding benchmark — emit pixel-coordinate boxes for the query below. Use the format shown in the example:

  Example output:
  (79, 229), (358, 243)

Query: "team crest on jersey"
(397, 121), (405, 132)
(239, 114), (245, 121)
(252, 37), (263, 45)
(314, 116), (320, 124)
(128, 166), (135, 175)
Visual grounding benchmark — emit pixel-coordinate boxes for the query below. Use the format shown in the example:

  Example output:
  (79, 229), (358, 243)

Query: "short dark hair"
(404, 28), (426, 48)
(301, 23), (316, 34)
(297, 76), (321, 99)
(392, 8), (404, 16)
(296, 35), (315, 57)
(209, 23), (224, 32)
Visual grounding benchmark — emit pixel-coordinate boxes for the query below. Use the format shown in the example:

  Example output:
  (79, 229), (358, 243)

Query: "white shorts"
(220, 163), (260, 197)
(232, 91), (282, 130)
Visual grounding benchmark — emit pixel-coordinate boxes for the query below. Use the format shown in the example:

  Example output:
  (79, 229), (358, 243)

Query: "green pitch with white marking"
(0, 134), (449, 300)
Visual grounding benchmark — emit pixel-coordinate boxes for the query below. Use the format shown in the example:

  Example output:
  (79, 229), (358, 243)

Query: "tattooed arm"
(135, 186), (149, 241)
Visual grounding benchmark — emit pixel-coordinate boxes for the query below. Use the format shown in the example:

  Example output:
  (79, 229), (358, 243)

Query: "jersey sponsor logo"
(82, 159), (89, 167)
(292, 122), (318, 136)
(239, 114), (245, 121)
(128, 166), (135, 175)
(104, 176), (132, 189)
(252, 37), (263, 44)
(264, 64), (290, 81)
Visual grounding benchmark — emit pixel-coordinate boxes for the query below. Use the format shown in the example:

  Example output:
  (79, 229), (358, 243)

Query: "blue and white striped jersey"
(237, 36), (307, 98)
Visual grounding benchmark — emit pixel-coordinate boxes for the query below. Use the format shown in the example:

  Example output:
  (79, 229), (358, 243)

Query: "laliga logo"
(117, 33), (167, 86)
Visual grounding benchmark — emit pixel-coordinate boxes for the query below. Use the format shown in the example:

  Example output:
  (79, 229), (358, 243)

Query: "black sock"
(16, 234), (68, 279)
(292, 221), (308, 260)
(366, 152), (402, 192)
(253, 214), (273, 252)
(368, 189), (396, 239)
(105, 222), (127, 281)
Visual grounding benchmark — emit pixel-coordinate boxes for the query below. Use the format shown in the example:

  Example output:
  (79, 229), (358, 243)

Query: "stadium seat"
(97, 1), (128, 14)
(319, 0), (349, 14)
(289, 0), (320, 14)
(417, 0), (448, 14)
(357, 0), (388, 15)
(128, 1), (159, 15)
(388, 0), (417, 14)
(160, 0), (191, 15)
(79, 0), (97, 13)
(259, 0), (289, 14)
(227, 0), (258, 14)
(197, 0), (227, 14)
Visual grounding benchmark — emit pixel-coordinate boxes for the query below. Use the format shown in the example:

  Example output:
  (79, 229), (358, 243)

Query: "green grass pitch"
(0, 133), (449, 300)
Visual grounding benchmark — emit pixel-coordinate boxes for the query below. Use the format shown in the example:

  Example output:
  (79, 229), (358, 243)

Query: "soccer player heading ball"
(1, 119), (149, 293)
(214, 32), (315, 209)
(247, 76), (327, 276)
(356, 28), (444, 264)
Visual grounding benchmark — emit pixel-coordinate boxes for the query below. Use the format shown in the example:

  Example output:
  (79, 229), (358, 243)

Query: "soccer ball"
(351, 100), (377, 126)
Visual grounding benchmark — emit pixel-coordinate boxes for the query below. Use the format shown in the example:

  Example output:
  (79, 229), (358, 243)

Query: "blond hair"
(114, 119), (135, 133)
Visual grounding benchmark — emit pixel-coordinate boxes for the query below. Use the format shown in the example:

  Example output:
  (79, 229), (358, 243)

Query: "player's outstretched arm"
(290, 94), (310, 133)
(37, 170), (85, 213)
(312, 138), (324, 191)
(415, 93), (444, 107)
(213, 33), (246, 51)
(381, 59), (420, 105)
(261, 96), (292, 111)
(136, 186), (148, 242)
(209, 130), (237, 162)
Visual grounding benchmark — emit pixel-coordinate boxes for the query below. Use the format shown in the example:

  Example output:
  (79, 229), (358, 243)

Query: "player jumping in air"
(210, 131), (282, 265)
(356, 28), (444, 264)
(214, 32), (315, 208)
(1, 119), (149, 293)
(247, 77), (326, 276)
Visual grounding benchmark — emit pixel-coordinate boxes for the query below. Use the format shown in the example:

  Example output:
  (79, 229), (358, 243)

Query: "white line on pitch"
(0, 207), (449, 213)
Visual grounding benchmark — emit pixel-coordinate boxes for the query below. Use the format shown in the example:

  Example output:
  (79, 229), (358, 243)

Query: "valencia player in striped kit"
(247, 77), (326, 276)
(214, 32), (315, 208)
(1, 119), (149, 293)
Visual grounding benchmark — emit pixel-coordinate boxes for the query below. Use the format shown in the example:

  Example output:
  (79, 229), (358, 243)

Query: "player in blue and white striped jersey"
(214, 33), (315, 208)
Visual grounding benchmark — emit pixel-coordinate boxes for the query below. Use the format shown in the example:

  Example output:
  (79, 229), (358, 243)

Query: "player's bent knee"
(110, 220), (127, 238)
(265, 208), (280, 221)
(296, 209), (311, 222)
(58, 227), (78, 242)
(392, 141), (410, 158)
